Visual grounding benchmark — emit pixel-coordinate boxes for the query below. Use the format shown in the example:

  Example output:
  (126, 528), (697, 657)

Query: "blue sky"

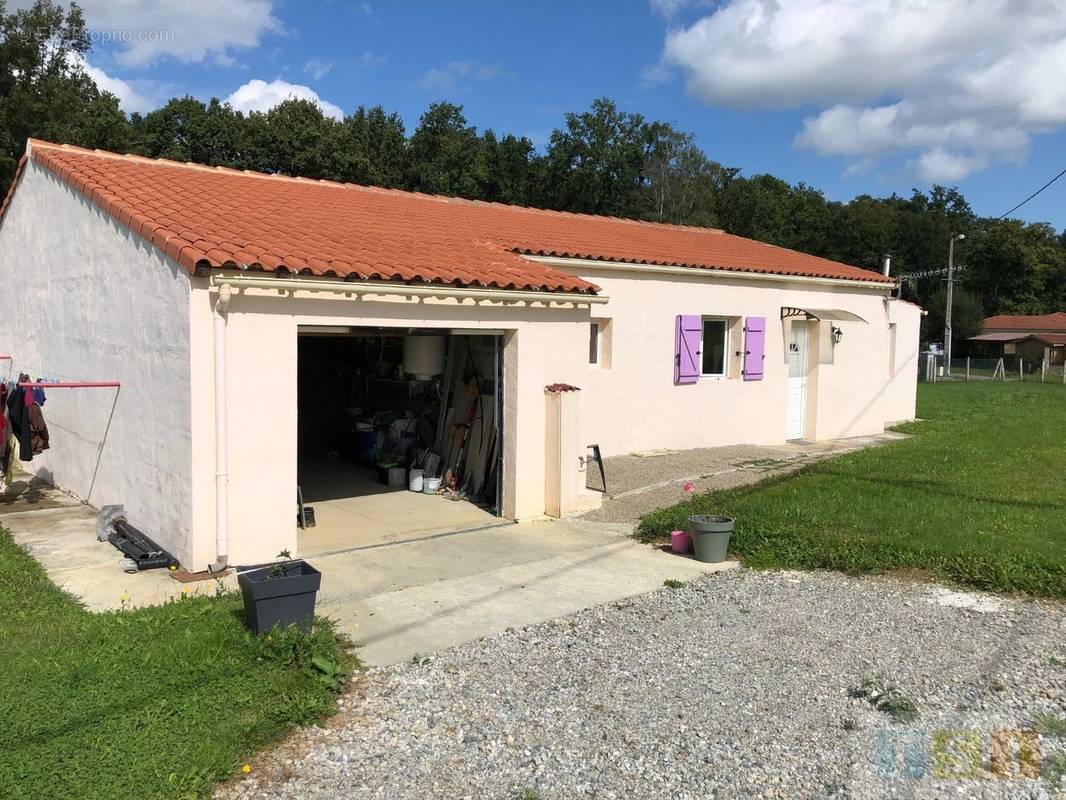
(71, 0), (1066, 230)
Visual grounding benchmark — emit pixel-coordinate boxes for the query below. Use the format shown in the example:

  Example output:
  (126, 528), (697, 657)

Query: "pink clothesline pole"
(0, 355), (11, 360)
(18, 381), (121, 388)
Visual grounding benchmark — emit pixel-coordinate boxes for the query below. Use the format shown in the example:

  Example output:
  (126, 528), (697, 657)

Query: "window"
(589, 318), (612, 368)
(888, 323), (897, 377)
(701, 318), (728, 377)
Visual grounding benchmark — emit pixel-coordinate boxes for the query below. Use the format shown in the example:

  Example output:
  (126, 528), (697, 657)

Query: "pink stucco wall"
(572, 268), (920, 455)
(185, 266), (919, 569)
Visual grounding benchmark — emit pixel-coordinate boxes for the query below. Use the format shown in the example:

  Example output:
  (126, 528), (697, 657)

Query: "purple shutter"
(674, 315), (701, 384)
(743, 316), (766, 381)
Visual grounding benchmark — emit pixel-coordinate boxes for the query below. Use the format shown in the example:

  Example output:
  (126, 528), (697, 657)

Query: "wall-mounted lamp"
(831, 325), (844, 345)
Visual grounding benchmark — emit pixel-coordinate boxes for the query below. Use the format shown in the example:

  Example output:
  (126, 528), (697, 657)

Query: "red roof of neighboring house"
(1, 140), (890, 294)
(982, 312), (1066, 331)
(968, 331), (1066, 345)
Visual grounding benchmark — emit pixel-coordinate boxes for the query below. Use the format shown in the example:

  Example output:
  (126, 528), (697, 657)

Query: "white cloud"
(659, 0), (1066, 181)
(910, 149), (987, 184)
(303, 59), (333, 80)
(80, 60), (159, 113)
(650, 0), (695, 17)
(417, 61), (506, 92)
(24, 0), (282, 67)
(64, 53), (160, 113)
(225, 78), (344, 120)
(358, 51), (388, 69)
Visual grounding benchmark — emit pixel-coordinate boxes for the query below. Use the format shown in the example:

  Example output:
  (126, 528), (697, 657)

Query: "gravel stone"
(217, 570), (1066, 800)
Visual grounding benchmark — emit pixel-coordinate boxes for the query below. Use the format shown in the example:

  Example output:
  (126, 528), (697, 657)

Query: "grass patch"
(636, 382), (1066, 597)
(0, 529), (355, 799)
(662, 579), (686, 589)
(1034, 712), (1066, 738)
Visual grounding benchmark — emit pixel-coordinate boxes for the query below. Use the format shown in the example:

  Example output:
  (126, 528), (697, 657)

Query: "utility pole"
(944, 233), (965, 375)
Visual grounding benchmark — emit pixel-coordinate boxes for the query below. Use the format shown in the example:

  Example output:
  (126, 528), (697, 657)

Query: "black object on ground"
(108, 520), (179, 570)
(587, 443), (607, 493)
(238, 560), (322, 635)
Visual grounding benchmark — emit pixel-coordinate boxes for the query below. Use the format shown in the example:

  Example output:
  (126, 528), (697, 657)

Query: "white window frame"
(700, 316), (730, 378)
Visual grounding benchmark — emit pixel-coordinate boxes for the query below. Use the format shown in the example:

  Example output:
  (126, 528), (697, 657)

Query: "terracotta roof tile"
(983, 312), (1066, 332)
(0, 140), (893, 293)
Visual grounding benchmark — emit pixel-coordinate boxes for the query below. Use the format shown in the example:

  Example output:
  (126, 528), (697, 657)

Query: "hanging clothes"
(28, 402), (49, 455)
(2, 434), (14, 486)
(0, 383), (7, 444)
(32, 385), (46, 406)
(6, 379), (33, 462)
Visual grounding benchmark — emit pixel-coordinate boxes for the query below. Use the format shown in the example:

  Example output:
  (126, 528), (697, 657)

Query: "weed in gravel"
(1033, 712), (1066, 737)
(520, 789), (541, 800)
(1050, 655), (1066, 668)
(850, 676), (919, 723)
(410, 653), (431, 666)
(663, 579), (685, 589)
(1043, 752), (1066, 786)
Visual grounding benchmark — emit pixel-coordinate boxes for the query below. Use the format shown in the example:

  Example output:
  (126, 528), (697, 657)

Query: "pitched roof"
(982, 312), (1066, 332)
(969, 331), (1066, 345)
(2, 140), (890, 294)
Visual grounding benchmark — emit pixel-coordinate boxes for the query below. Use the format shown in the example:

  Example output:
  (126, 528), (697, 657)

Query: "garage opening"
(296, 327), (505, 554)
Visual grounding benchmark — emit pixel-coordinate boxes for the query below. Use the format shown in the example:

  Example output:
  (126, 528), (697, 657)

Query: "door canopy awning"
(780, 307), (868, 323)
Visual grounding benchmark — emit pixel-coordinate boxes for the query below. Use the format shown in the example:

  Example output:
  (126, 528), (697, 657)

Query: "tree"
(538, 98), (653, 217)
(0, 0), (129, 185)
(340, 105), (406, 188)
(131, 96), (245, 167)
(479, 130), (536, 205)
(406, 102), (486, 198)
(921, 286), (984, 347)
(264, 98), (344, 180)
(643, 125), (733, 227)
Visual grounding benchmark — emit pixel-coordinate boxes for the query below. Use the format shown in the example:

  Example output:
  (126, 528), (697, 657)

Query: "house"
(0, 140), (920, 571)
(967, 312), (1066, 366)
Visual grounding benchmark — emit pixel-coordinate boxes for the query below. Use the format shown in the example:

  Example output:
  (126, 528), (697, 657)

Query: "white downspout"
(208, 283), (233, 573)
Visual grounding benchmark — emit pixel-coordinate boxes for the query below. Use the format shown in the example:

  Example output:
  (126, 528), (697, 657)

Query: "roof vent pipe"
(208, 283), (233, 574)
(882, 254), (892, 276)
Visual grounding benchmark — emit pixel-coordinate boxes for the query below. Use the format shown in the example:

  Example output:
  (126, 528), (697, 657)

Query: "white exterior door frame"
(786, 321), (808, 440)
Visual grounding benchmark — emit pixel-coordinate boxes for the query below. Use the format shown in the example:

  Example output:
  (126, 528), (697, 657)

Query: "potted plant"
(237, 549), (322, 635)
(687, 515), (735, 563)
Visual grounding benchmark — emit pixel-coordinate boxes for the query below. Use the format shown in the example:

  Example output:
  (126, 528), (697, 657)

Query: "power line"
(997, 165), (1066, 220)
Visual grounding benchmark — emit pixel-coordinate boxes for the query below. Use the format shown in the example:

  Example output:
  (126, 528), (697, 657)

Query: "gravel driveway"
(220, 570), (1066, 800)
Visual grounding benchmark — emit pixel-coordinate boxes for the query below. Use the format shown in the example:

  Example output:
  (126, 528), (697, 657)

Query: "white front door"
(786, 322), (808, 440)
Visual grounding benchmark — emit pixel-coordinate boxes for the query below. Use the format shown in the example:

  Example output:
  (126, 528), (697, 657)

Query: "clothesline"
(18, 381), (121, 389)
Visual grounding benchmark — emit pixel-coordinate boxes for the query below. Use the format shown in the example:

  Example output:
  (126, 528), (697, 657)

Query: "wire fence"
(919, 354), (1066, 383)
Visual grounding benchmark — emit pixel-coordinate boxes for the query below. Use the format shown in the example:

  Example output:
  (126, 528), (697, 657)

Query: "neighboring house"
(0, 140), (920, 570)
(967, 312), (1066, 366)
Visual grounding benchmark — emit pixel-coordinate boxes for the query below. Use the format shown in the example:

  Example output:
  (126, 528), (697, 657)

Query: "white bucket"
(388, 466), (406, 488)
(423, 476), (442, 494)
(409, 468), (424, 492)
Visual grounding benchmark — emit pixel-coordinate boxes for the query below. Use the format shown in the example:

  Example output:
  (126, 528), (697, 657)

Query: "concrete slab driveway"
(311, 519), (733, 666)
(2, 478), (733, 667)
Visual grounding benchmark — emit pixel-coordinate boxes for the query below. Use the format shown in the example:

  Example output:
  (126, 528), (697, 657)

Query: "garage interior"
(296, 327), (505, 555)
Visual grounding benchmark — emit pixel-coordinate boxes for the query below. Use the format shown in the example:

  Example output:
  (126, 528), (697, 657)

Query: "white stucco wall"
(0, 162), (194, 563)
(568, 268), (921, 456)
(187, 284), (593, 568)
(184, 268), (918, 570)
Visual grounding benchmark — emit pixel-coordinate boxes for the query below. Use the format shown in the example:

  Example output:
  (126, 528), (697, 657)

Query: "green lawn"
(0, 534), (353, 799)
(638, 381), (1066, 597)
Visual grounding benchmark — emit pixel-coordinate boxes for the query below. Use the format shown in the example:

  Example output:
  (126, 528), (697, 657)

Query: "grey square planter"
(238, 560), (322, 635)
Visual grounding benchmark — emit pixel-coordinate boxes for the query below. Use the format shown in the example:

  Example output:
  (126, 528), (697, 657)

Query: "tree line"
(3, 0), (1065, 343)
